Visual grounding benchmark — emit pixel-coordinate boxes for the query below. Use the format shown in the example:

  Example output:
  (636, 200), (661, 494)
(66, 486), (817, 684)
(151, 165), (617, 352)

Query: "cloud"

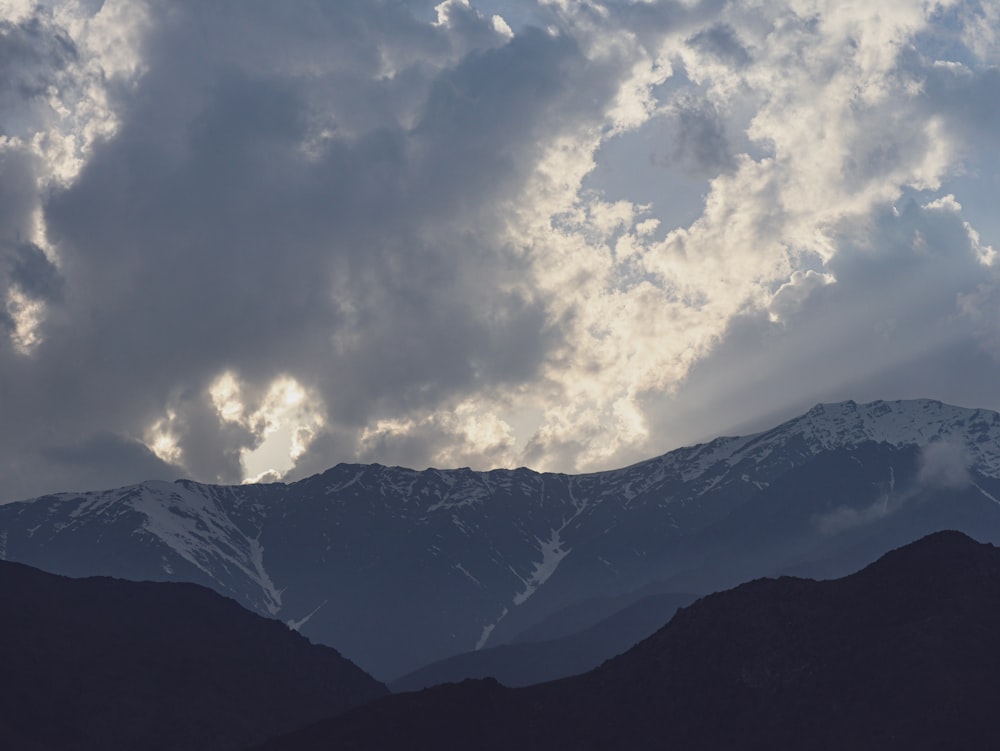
(917, 439), (971, 489)
(4, 241), (61, 300)
(813, 497), (893, 537)
(813, 439), (972, 536)
(1, 0), (1000, 500)
(0, 0), (600, 498)
(3, 432), (182, 498)
(640, 194), (1000, 448)
(687, 23), (751, 69)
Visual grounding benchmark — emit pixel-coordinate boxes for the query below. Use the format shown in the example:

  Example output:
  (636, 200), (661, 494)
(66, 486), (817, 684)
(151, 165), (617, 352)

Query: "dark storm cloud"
(35, 433), (183, 492)
(4, 0), (1000, 500)
(0, 0), (633, 500)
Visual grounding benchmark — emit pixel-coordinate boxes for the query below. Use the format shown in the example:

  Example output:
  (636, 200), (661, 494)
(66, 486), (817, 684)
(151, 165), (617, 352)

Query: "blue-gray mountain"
(3, 398), (1000, 680)
(389, 591), (698, 691)
(254, 531), (1000, 751)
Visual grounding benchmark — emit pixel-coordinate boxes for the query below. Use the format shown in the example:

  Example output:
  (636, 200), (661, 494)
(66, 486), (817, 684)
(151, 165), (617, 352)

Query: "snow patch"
(129, 482), (284, 615)
(513, 529), (570, 606)
(476, 623), (496, 650)
(287, 600), (328, 631)
(426, 474), (495, 511)
(68, 490), (120, 519)
(788, 401), (1000, 477)
(597, 555), (617, 572)
(974, 483), (1000, 507)
(476, 607), (508, 650)
(454, 562), (482, 588)
(329, 469), (366, 493)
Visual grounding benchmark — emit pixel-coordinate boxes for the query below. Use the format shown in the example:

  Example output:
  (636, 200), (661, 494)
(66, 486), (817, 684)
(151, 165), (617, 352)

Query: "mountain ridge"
(4, 398), (1000, 679)
(0, 559), (388, 751)
(255, 530), (1000, 750)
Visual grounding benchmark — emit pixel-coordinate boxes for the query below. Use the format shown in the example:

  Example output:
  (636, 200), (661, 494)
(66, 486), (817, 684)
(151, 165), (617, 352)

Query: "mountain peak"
(761, 398), (1000, 470)
(854, 529), (998, 586)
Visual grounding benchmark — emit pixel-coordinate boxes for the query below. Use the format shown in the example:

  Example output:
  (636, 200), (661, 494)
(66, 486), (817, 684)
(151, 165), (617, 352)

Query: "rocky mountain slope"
(3, 399), (1000, 679)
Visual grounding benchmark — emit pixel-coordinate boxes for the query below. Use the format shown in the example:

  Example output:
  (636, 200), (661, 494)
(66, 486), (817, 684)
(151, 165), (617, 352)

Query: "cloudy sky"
(1, 0), (999, 501)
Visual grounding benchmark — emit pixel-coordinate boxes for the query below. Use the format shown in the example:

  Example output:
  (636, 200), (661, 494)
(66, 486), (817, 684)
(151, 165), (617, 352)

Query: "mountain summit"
(3, 399), (1000, 679)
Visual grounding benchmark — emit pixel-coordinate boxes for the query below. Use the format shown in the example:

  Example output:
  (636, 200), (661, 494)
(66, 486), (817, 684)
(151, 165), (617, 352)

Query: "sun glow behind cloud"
(4, 287), (45, 354)
(146, 410), (183, 466)
(2, 0), (1000, 500)
(208, 372), (326, 483)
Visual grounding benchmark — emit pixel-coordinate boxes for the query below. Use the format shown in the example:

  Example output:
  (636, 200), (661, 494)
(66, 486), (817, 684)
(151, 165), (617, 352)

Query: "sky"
(1, 0), (999, 502)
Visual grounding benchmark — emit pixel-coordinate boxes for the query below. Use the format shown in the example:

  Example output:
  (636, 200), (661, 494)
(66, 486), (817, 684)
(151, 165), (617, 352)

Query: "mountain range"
(4, 398), (1000, 680)
(254, 530), (1000, 750)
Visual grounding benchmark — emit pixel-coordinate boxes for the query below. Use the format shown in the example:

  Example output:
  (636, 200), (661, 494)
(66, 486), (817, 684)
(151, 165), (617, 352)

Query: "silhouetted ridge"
(0, 561), (388, 751)
(256, 531), (1000, 750)
(851, 528), (998, 584)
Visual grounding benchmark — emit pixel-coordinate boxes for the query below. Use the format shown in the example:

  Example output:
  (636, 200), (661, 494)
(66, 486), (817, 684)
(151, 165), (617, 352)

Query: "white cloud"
(4, 286), (45, 354)
(814, 497), (893, 536)
(205, 371), (326, 480)
(814, 436), (972, 535)
(506, 0), (1000, 471)
(146, 410), (184, 466)
(918, 439), (971, 488)
(1, 0), (1000, 499)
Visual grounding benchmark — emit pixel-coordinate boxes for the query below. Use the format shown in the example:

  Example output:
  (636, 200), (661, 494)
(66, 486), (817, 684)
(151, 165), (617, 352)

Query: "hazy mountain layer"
(256, 531), (1000, 750)
(390, 591), (697, 691)
(4, 398), (1000, 679)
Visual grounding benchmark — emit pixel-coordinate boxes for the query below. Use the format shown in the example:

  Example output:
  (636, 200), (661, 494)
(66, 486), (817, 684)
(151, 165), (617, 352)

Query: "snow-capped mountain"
(4, 399), (1000, 680)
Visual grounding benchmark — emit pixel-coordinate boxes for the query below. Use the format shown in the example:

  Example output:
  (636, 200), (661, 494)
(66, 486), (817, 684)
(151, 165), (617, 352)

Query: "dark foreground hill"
(0, 562), (387, 751)
(257, 531), (1000, 750)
